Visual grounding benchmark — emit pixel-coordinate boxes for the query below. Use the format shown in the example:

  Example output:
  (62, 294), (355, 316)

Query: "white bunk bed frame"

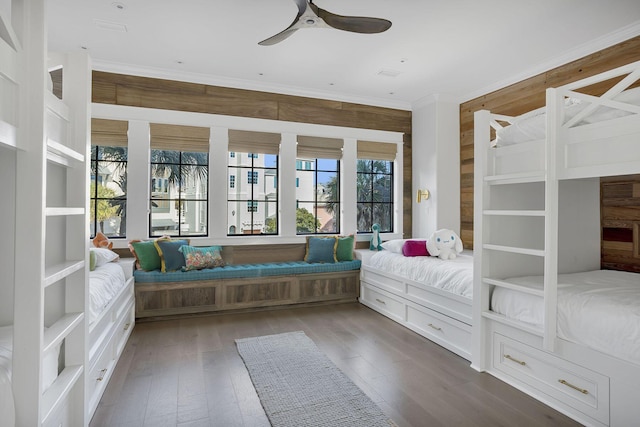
(1, 2), (135, 425)
(473, 60), (640, 427)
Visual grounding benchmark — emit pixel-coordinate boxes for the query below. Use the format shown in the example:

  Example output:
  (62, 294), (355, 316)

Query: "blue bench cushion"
(133, 260), (361, 283)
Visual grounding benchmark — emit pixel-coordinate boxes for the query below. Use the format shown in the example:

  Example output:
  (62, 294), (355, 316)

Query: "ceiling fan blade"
(259, 0), (308, 46)
(259, 27), (300, 46)
(311, 4), (392, 34)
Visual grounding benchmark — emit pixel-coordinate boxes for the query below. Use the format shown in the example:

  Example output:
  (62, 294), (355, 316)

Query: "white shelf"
(483, 244), (545, 257)
(0, 119), (17, 150)
(45, 207), (85, 216)
(484, 171), (545, 185)
(47, 138), (84, 167)
(482, 278), (544, 297)
(483, 209), (546, 217)
(43, 312), (84, 354)
(44, 260), (85, 288)
(482, 311), (544, 336)
(41, 364), (83, 425)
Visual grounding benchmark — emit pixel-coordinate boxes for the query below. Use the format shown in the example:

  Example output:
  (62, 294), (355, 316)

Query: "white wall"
(412, 95), (460, 239)
(0, 147), (15, 324)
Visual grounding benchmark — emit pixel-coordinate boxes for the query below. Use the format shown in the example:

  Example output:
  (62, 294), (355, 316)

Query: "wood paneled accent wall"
(91, 71), (413, 238)
(601, 175), (640, 273)
(459, 36), (640, 250)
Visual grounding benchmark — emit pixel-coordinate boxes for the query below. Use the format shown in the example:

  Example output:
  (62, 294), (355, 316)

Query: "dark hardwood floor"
(90, 303), (582, 427)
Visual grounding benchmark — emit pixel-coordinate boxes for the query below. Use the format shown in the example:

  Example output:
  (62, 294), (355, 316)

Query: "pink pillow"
(402, 240), (430, 257)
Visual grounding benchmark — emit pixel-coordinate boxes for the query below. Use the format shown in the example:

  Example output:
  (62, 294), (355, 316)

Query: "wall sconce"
(416, 189), (430, 203)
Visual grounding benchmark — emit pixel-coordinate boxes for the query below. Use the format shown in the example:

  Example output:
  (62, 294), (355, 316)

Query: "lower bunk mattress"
(491, 269), (640, 365)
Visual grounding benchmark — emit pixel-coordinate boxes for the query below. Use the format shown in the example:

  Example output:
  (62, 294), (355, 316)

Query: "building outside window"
(229, 174), (235, 189)
(295, 158), (340, 234)
(149, 123), (209, 237)
(227, 130), (280, 235)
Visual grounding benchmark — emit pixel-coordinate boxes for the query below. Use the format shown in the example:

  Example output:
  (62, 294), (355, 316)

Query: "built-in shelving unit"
(11, 2), (91, 424)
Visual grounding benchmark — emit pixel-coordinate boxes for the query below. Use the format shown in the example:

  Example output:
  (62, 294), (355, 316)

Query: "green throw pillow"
(335, 235), (355, 261)
(130, 240), (163, 271)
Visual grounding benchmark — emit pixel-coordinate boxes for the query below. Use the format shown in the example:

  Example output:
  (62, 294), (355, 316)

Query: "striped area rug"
(236, 331), (396, 427)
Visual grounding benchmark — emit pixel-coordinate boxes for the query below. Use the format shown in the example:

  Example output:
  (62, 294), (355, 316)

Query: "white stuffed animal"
(426, 229), (463, 260)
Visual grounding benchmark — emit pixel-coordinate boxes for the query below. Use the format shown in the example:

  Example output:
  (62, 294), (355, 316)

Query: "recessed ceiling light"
(112, 2), (126, 10)
(377, 68), (401, 78)
(94, 19), (127, 32)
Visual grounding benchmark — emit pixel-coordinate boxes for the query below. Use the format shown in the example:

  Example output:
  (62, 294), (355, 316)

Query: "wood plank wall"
(601, 175), (640, 273)
(91, 72), (413, 240)
(459, 36), (640, 251)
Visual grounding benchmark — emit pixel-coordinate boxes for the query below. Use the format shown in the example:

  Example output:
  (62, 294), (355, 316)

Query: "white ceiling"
(44, 0), (640, 110)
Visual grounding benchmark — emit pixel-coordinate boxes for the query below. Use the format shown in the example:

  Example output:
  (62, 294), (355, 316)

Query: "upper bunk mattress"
(90, 262), (126, 325)
(365, 251), (473, 299)
(491, 269), (640, 365)
(496, 87), (640, 146)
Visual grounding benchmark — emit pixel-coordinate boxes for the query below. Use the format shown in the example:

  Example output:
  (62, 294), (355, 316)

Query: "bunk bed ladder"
(13, 2), (91, 424)
(472, 108), (553, 370)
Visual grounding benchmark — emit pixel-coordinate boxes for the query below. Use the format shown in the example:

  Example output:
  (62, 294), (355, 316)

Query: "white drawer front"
(87, 338), (116, 413)
(115, 299), (135, 356)
(406, 303), (471, 358)
(493, 333), (609, 424)
(361, 267), (404, 293)
(361, 283), (405, 322)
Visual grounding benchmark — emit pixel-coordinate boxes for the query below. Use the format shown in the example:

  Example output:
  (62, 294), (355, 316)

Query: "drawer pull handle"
(375, 298), (386, 304)
(124, 322), (131, 331)
(504, 354), (526, 366)
(428, 323), (442, 331)
(558, 379), (589, 395)
(97, 368), (108, 381)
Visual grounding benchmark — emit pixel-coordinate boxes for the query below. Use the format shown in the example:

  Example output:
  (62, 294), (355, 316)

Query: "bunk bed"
(473, 60), (640, 427)
(1, 5), (134, 424)
(357, 246), (473, 360)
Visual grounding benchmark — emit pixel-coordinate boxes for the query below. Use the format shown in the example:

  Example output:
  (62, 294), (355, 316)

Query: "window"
(356, 159), (393, 233)
(356, 139), (397, 234)
(229, 175), (235, 189)
(90, 145), (128, 239)
(149, 123), (209, 237)
(295, 136), (343, 235)
(230, 152), (235, 158)
(295, 158), (340, 234)
(227, 130), (280, 235)
(89, 118), (129, 239)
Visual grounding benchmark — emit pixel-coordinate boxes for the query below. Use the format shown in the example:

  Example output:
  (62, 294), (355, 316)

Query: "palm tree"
(325, 159), (392, 233)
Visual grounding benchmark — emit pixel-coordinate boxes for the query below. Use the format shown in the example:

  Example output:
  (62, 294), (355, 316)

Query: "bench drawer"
(493, 333), (609, 424)
(406, 302), (471, 359)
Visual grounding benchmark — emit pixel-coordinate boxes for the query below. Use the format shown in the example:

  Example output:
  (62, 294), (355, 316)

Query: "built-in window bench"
(132, 244), (361, 319)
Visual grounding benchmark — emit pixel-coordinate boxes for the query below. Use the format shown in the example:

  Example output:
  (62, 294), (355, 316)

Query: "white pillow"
(380, 239), (406, 254)
(90, 247), (119, 267)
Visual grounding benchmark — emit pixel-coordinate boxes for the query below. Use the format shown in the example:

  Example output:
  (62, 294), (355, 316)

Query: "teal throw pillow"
(154, 239), (190, 272)
(305, 237), (337, 263)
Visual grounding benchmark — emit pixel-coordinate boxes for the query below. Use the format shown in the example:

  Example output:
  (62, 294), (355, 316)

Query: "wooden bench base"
(134, 270), (360, 319)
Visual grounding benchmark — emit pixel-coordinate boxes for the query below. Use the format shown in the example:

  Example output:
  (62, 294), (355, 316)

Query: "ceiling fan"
(259, 0), (392, 46)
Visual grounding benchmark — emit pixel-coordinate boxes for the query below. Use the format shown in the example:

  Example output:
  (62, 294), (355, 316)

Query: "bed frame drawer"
(361, 283), (404, 322)
(405, 302), (471, 360)
(493, 333), (609, 424)
(87, 338), (116, 414)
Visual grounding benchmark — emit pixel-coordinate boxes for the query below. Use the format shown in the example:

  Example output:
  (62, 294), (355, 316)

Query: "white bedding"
(89, 262), (126, 324)
(492, 269), (640, 364)
(496, 87), (640, 146)
(366, 250), (473, 299)
(0, 325), (60, 391)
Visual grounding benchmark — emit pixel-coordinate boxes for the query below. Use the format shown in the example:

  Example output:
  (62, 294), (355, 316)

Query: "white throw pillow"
(90, 247), (119, 267)
(380, 239), (406, 254)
